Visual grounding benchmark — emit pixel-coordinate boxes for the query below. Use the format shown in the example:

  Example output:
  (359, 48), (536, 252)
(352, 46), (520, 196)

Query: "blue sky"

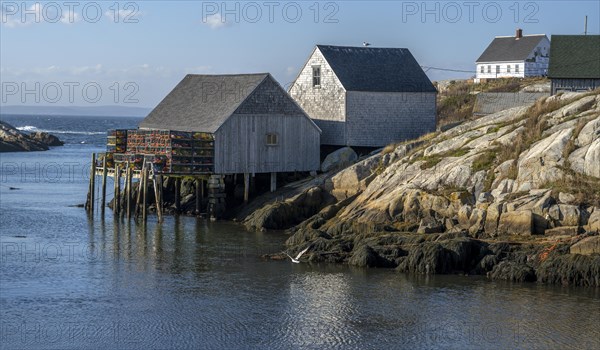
(1, 0), (599, 108)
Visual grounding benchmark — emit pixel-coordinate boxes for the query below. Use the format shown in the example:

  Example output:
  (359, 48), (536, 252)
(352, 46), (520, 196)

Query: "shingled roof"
(316, 45), (436, 93)
(139, 74), (269, 133)
(476, 35), (547, 63)
(548, 35), (600, 79)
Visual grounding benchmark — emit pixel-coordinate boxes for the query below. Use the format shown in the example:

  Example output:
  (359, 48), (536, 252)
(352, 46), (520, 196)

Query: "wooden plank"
(101, 155), (107, 216)
(88, 153), (96, 215)
(244, 173), (250, 202)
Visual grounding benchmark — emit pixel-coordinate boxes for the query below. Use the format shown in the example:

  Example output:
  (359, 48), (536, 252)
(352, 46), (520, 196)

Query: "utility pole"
(584, 16), (588, 35)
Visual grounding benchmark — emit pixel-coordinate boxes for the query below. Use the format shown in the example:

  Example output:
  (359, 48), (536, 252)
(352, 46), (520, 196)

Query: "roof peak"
(316, 44), (408, 50)
(494, 34), (546, 38)
(185, 73), (269, 78)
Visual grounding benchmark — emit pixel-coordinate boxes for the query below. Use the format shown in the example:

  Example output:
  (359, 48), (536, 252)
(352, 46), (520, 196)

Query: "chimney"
(516, 28), (523, 39)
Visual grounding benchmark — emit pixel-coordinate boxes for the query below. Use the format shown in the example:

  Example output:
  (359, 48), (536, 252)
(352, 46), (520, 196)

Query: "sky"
(1, 0), (599, 109)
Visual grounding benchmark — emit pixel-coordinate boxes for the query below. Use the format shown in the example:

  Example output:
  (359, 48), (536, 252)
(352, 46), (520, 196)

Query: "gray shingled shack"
(140, 73), (321, 175)
(289, 45), (437, 148)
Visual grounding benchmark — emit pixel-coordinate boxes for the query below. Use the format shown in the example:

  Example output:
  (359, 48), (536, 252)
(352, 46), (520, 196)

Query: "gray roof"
(548, 35), (600, 79)
(476, 35), (547, 63)
(139, 74), (269, 133)
(316, 45), (436, 93)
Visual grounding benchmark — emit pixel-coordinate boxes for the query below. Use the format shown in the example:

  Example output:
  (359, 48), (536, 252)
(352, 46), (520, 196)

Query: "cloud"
(203, 13), (232, 29)
(104, 8), (141, 23)
(1, 3), (80, 27)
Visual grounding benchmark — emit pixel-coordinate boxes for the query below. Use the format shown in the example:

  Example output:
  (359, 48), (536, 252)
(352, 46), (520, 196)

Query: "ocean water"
(1, 115), (599, 349)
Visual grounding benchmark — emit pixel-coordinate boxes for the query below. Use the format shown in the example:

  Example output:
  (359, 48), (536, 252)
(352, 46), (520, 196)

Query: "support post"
(134, 161), (145, 220)
(126, 164), (132, 219)
(195, 179), (201, 214)
(152, 169), (163, 223)
(244, 173), (250, 203)
(270, 172), (277, 193)
(87, 153), (96, 215)
(101, 155), (107, 216)
(142, 165), (148, 222)
(174, 178), (181, 212)
(114, 165), (120, 216)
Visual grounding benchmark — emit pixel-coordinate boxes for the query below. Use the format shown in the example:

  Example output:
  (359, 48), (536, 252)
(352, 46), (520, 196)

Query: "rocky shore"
(0, 121), (63, 152)
(243, 91), (600, 286)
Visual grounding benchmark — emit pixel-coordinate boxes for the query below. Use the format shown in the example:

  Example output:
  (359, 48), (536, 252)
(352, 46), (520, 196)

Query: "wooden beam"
(88, 153), (96, 215)
(142, 165), (148, 222)
(114, 165), (120, 216)
(152, 168), (163, 223)
(174, 178), (180, 212)
(270, 172), (277, 193)
(126, 164), (132, 219)
(195, 179), (201, 214)
(244, 173), (250, 203)
(101, 155), (107, 216)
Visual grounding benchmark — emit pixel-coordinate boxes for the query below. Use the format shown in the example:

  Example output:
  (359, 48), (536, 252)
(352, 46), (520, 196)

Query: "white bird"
(363, 42), (371, 47)
(284, 246), (310, 263)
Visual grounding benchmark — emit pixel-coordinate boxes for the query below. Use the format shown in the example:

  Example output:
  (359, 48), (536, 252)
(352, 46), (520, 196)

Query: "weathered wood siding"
(289, 48), (347, 145)
(551, 78), (600, 95)
(214, 77), (320, 174)
(345, 91), (437, 147)
(214, 114), (320, 174)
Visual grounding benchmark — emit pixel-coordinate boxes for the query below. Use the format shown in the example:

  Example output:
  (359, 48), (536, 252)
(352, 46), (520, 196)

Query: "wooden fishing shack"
(86, 73), (321, 220)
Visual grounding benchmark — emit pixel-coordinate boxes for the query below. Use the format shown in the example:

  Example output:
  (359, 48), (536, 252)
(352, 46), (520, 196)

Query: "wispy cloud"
(203, 13), (232, 30)
(1, 3), (80, 28)
(104, 8), (141, 23)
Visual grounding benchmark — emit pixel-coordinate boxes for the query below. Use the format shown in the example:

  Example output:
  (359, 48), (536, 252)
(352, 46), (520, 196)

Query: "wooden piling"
(270, 172), (277, 193)
(142, 165), (148, 222)
(244, 173), (250, 203)
(126, 164), (132, 219)
(88, 153), (96, 215)
(134, 160), (146, 220)
(152, 169), (163, 223)
(174, 178), (180, 212)
(114, 165), (121, 216)
(101, 155), (107, 216)
(195, 179), (201, 214)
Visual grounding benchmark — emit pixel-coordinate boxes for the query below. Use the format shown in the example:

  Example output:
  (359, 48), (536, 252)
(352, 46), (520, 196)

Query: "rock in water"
(29, 132), (64, 146)
(0, 121), (48, 152)
(321, 147), (358, 172)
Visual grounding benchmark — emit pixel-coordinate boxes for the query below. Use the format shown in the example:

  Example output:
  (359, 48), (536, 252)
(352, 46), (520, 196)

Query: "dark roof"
(139, 74), (268, 133)
(315, 45), (436, 93)
(476, 35), (547, 62)
(548, 35), (600, 79)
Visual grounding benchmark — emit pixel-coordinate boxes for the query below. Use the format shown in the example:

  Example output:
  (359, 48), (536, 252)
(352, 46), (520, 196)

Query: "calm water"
(1, 115), (599, 349)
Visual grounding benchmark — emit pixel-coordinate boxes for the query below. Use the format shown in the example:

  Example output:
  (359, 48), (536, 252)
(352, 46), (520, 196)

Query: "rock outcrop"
(0, 121), (63, 152)
(250, 90), (600, 286)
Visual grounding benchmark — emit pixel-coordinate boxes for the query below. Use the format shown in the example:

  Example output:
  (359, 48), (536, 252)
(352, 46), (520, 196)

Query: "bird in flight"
(363, 42), (371, 47)
(284, 246), (310, 263)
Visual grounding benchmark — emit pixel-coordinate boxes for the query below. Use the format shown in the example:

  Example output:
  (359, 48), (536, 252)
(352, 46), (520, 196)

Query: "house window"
(515, 64), (520, 73)
(312, 66), (321, 87)
(496, 65), (500, 74)
(507, 65), (511, 73)
(266, 133), (278, 146)
(480, 66), (484, 73)
(487, 65), (491, 73)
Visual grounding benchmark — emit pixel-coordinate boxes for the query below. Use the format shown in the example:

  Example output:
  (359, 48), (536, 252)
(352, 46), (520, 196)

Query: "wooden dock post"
(114, 165), (121, 216)
(87, 153), (96, 215)
(174, 178), (180, 212)
(101, 155), (107, 216)
(142, 165), (148, 222)
(270, 172), (277, 193)
(195, 179), (201, 214)
(243, 173), (250, 203)
(152, 169), (163, 223)
(134, 160), (145, 220)
(126, 164), (132, 219)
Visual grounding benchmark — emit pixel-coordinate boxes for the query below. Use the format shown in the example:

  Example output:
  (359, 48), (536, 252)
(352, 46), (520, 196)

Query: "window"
(266, 133), (278, 146)
(515, 64), (520, 73)
(480, 66), (484, 73)
(487, 65), (491, 73)
(496, 65), (500, 74)
(507, 65), (511, 73)
(312, 66), (321, 87)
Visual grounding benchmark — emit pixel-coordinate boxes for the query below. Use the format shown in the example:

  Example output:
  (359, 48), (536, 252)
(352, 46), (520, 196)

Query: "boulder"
(497, 210), (534, 236)
(558, 192), (577, 205)
(321, 147), (358, 172)
(570, 236), (600, 255)
(29, 132), (64, 146)
(585, 209), (600, 232)
(329, 154), (379, 200)
(548, 204), (581, 227)
(484, 202), (504, 235)
(544, 226), (580, 237)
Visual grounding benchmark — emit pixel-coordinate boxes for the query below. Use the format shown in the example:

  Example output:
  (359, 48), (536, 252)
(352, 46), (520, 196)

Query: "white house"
(289, 45), (437, 148)
(475, 29), (550, 83)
